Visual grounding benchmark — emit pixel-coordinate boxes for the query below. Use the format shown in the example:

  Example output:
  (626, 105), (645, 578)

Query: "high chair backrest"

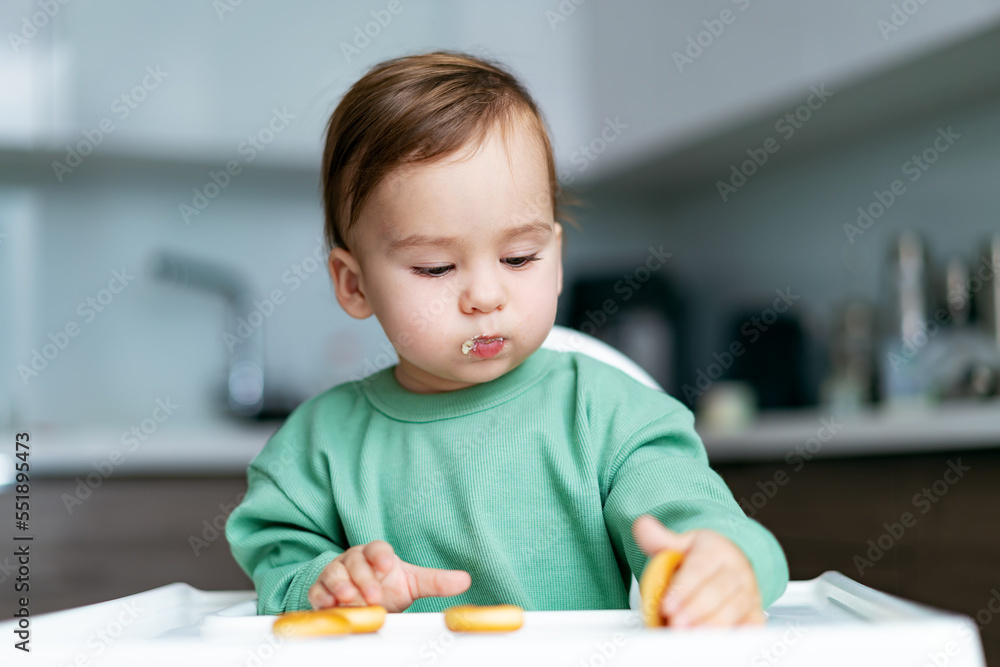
(541, 324), (663, 392)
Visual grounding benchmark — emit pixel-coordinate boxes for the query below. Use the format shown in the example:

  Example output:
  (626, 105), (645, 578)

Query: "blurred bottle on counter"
(696, 381), (757, 433)
(976, 234), (1000, 393)
(976, 234), (1000, 352)
(820, 299), (877, 417)
(877, 231), (940, 408)
(922, 235), (1000, 400)
(875, 231), (1000, 407)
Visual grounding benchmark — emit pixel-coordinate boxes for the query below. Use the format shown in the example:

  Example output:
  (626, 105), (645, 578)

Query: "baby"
(225, 50), (788, 628)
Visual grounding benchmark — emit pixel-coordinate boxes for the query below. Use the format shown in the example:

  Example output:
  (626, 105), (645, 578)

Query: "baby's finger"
(671, 571), (744, 627)
(404, 563), (472, 600)
(686, 587), (755, 628)
(632, 515), (696, 556)
(362, 540), (397, 575)
(316, 559), (363, 607)
(662, 557), (724, 617)
(307, 582), (334, 610)
(341, 549), (383, 605)
(738, 605), (768, 626)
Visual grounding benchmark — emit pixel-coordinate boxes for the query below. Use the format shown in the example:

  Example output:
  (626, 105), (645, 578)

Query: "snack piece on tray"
(639, 549), (684, 627)
(332, 605), (387, 633)
(272, 605), (386, 638)
(272, 610), (351, 638)
(444, 604), (524, 632)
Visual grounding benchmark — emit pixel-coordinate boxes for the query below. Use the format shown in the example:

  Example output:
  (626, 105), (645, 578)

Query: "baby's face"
(329, 122), (563, 394)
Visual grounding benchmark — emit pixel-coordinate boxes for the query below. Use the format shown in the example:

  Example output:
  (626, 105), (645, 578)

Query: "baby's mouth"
(462, 335), (505, 355)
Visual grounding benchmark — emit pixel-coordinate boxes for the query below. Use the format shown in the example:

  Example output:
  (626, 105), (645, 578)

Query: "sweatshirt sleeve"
(225, 413), (348, 615)
(588, 361), (790, 609)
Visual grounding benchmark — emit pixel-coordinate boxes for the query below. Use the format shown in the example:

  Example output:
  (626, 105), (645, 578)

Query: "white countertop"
(3, 398), (999, 479)
(700, 397), (1000, 462)
(1, 422), (279, 478)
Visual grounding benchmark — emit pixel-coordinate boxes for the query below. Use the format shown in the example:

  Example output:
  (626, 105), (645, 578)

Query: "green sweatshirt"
(225, 346), (789, 615)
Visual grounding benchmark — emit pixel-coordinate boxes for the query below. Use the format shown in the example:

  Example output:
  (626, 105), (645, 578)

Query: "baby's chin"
(396, 354), (522, 393)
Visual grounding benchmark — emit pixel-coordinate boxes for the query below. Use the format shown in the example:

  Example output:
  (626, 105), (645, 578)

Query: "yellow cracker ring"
(329, 605), (387, 633)
(272, 610), (351, 638)
(272, 605), (386, 638)
(639, 549), (684, 627)
(444, 604), (524, 632)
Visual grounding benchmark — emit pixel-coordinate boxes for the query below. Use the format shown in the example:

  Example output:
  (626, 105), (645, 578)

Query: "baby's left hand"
(632, 514), (766, 628)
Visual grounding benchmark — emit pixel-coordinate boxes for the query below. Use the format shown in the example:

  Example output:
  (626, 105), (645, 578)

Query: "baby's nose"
(459, 273), (507, 313)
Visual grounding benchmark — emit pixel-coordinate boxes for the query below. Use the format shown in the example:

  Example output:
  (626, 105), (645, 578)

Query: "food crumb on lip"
(462, 336), (503, 354)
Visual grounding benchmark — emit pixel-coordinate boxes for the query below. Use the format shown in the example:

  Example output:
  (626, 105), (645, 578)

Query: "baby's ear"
(328, 248), (373, 319)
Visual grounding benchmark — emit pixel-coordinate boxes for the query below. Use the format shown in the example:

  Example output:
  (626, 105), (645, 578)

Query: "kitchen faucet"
(148, 250), (266, 419)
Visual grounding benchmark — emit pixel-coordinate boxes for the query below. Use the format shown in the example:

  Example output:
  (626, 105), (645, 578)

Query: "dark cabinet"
(714, 447), (1000, 666)
(0, 477), (252, 619)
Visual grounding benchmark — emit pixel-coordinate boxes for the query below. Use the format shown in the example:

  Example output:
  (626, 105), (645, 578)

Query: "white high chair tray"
(1, 571), (985, 666)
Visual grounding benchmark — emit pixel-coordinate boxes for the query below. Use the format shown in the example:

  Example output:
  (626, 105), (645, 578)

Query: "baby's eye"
(410, 254), (540, 278)
(411, 265), (453, 277)
(503, 253), (541, 268)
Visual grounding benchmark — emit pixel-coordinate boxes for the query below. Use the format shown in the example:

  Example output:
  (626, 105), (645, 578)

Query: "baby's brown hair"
(320, 50), (580, 256)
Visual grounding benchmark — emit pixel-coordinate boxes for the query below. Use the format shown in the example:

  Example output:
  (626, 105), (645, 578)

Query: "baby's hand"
(632, 514), (766, 628)
(308, 540), (472, 613)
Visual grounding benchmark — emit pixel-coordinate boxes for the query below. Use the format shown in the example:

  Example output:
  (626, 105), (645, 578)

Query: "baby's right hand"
(308, 540), (472, 613)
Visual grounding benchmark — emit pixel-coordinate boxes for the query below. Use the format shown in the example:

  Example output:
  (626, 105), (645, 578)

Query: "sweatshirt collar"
(361, 347), (556, 422)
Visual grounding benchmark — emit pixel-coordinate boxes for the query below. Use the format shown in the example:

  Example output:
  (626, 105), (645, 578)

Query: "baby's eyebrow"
(386, 220), (552, 255)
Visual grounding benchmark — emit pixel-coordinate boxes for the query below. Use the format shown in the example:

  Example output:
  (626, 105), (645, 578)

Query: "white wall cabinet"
(4, 0), (595, 174)
(39, 1), (448, 167)
(6, 1), (999, 182)
(584, 0), (1000, 184)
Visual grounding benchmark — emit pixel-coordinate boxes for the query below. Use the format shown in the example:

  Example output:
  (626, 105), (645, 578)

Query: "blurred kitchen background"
(2, 0), (1000, 661)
